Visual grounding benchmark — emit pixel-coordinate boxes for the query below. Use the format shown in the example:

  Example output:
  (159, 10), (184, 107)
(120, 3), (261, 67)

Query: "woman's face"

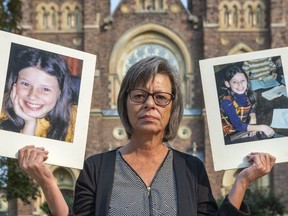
(15, 67), (61, 118)
(126, 73), (172, 138)
(225, 72), (248, 94)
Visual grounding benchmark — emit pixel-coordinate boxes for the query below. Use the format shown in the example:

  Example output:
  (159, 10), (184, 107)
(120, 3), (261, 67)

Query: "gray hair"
(117, 56), (183, 142)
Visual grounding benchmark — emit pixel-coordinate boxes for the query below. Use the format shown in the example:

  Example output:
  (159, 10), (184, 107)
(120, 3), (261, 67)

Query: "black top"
(71, 148), (250, 216)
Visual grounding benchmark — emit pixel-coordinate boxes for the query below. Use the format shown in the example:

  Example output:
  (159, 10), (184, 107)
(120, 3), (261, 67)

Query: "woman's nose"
(144, 95), (155, 108)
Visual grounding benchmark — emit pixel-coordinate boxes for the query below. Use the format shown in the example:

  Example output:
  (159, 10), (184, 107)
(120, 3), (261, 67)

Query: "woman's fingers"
(247, 152), (276, 176)
(18, 145), (48, 171)
(18, 145), (53, 186)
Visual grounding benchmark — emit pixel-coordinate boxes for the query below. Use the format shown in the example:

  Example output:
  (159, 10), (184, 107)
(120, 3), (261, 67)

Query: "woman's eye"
(155, 95), (166, 100)
(135, 94), (145, 99)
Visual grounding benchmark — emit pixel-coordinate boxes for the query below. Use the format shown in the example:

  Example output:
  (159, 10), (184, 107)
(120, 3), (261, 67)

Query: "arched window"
(247, 6), (253, 27)
(136, 0), (166, 12)
(223, 6), (229, 27)
(51, 7), (57, 29)
(140, 0), (145, 9)
(36, 3), (59, 30)
(219, 1), (241, 29)
(66, 7), (73, 28)
(156, 0), (163, 10)
(74, 7), (81, 29)
(244, 1), (266, 29)
(42, 7), (49, 29)
(146, 0), (154, 11)
(255, 5), (262, 27)
(61, 2), (83, 31)
(231, 5), (238, 27)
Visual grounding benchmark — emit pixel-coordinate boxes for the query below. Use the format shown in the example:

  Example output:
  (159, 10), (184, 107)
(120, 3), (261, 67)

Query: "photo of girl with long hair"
(217, 65), (276, 144)
(0, 43), (82, 142)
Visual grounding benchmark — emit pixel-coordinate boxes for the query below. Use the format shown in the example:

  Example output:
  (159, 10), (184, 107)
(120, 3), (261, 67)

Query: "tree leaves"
(0, 157), (40, 203)
(0, 0), (22, 33)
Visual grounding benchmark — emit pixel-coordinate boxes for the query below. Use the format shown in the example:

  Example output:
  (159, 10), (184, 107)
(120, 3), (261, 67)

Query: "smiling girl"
(0, 45), (77, 142)
(219, 65), (275, 143)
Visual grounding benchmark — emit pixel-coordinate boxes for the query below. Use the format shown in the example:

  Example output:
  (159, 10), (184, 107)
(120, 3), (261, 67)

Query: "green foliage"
(0, 0), (38, 206)
(0, 0), (22, 33)
(244, 189), (285, 216)
(0, 157), (39, 203)
(217, 189), (286, 216)
(40, 201), (49, 214)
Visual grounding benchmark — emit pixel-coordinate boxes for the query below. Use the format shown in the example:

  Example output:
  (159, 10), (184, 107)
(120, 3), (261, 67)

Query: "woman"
(1, 45), (77, 142)
(18, 56), (276, 215)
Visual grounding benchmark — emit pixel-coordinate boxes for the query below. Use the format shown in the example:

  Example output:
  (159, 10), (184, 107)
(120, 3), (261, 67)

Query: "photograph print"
(0, 43), (82, 143)
(0, 31), (96, 169)
(214, 55), (288, 145)
(200, 48), (288, 171)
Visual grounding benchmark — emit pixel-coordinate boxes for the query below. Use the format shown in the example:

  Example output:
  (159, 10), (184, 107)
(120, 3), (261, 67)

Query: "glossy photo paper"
(200, 48), (288, 171)
(0, 31), (96, 169)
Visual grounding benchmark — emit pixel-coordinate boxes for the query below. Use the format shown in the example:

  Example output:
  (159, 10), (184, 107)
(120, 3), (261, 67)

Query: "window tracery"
(219, 1), (241, 29)
(135, 0), (165, 12)
(36, 3), (59, 30)
(243, 1), (266, 29)
(35, 2), (82, 31)
(61, 2), (83, 30)
(219, 1), (266, 30)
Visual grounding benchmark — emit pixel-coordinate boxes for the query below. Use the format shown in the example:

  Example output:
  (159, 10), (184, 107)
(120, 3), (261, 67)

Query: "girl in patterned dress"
(219, 65), (274, 143)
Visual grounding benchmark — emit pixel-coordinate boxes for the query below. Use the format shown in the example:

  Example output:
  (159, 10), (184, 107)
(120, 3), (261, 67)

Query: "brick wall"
(14, 0), (288, 214)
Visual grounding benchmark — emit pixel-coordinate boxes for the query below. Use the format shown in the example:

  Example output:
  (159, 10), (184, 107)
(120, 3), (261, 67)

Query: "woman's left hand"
(227, 152), (276, 209)
(238, 152), (276, 186)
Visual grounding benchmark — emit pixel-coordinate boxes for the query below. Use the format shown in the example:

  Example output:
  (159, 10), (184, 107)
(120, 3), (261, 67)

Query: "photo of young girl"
(0, 43), (81, 143)
(218, 65), (277, 144)
(200, 48), (288, 170)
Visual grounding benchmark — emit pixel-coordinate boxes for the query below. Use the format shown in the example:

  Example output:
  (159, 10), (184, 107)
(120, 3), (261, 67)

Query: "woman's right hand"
(18, 146), (69, 215)
(18, 145), (53, 186)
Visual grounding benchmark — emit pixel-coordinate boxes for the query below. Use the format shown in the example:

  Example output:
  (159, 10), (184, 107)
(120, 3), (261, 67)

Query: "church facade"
(2, 0), (288, 215)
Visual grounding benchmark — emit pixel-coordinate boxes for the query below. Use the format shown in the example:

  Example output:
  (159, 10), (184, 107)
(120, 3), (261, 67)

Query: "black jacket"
(72, 148), (250, 216)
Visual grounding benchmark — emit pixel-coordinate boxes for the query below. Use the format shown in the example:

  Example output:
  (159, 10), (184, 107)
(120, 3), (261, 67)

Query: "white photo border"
(0, 31), (96, 169)
(200, 47), (288, 171)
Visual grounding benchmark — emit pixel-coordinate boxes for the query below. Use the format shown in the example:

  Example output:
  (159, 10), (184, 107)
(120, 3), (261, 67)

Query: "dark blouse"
(72, 148), (250, 216)
(108, 149), (178, 215)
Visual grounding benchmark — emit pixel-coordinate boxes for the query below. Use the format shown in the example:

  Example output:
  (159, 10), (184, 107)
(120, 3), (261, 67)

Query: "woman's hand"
(238, 152), (276, 187)
(11, 84), (37, 135)
(18, 145), (53, 186)
(228, 152), (276, 209)
(18, 145), (69, 215)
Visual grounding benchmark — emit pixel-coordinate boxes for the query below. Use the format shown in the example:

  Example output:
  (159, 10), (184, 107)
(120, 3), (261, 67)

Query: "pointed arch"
(228, 43), (254, 55)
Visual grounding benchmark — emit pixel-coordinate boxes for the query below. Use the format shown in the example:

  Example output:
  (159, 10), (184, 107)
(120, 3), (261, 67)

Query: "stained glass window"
(124, 44), (179, 74)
